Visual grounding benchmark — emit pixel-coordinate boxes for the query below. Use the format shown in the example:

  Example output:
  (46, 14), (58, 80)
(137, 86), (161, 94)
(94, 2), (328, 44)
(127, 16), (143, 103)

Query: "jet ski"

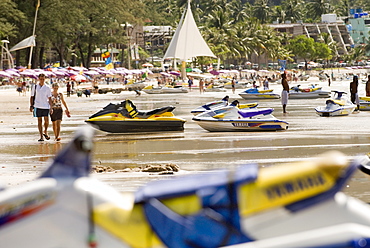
(239, 88), (281, 99)
(191, 96), (258, 116)
(142, 85), (188, 94)
(359, 96), (370, 111)
(315, 91), (356, 117)
(85, 99), (186, 133)
(204, 83), (227, 92)
(192, 100), (288, 131)
(289, 84), (331, 99)
(2, 128), (370, 248)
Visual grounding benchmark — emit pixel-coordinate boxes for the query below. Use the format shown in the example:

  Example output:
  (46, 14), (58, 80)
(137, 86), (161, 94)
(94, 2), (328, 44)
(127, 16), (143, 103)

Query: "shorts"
(50, 108), (63, 121)
(33, 108), (49, 117)
(281, 90), (288, 105)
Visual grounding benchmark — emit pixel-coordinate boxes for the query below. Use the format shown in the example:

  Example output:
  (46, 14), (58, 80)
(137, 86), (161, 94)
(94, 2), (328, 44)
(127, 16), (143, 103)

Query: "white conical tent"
(163, 1), (215, 61)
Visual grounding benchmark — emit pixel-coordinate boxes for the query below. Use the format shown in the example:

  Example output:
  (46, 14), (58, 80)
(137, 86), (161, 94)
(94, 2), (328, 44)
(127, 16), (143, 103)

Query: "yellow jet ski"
(85, 99), (186, 133)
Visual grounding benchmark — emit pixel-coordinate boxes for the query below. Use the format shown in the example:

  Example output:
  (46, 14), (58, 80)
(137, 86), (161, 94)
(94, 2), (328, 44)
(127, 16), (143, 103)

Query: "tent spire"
(163, 0), (215, 79)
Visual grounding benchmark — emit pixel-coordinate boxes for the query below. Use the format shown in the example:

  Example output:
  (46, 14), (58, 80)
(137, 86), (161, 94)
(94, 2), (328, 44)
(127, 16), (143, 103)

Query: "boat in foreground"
(191, 96), (258, 116)
(289, 85), (331, 99)
(315, 91), (356, 117)
(192, 101), (288, 131)
(2, 128), (370, 247)
(239, 88), (280, 99)
(85, 99), (186, 132)
(142, 85), (188, 94)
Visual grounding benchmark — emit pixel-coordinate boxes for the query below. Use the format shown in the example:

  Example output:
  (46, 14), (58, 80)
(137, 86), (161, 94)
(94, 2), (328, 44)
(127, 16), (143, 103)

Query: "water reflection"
(37, 142), (62, 162)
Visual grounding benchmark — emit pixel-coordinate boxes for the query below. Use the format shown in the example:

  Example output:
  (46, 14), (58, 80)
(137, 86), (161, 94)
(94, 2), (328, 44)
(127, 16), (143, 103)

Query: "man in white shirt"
(29, 74), (53, 141)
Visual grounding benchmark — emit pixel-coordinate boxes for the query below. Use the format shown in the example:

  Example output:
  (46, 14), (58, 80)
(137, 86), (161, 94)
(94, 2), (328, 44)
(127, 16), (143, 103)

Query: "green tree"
(17, 0), (148, 68)
(0, 0), (26, 39)
(287, 35), (316, 69)
(312, 42), (332, 61)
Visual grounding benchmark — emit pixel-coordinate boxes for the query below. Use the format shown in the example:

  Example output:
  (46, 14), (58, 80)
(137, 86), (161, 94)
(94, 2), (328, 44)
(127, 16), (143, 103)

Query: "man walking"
(29, 74), (53, 141)
(281, 72), (289, 113)
(350, 75), (360, 111)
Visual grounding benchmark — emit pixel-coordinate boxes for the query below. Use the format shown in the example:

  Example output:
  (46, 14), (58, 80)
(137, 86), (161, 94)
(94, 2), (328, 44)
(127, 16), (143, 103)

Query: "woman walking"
(50, 83), (70, 141)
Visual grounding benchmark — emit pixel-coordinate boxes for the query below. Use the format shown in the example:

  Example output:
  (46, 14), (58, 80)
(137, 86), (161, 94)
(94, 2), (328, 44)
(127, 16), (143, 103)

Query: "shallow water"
(1, 78), (370, 203)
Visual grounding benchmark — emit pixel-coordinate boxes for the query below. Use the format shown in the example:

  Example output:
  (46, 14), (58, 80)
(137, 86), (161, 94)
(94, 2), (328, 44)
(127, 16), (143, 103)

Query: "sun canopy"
(163, 1), (215, 61)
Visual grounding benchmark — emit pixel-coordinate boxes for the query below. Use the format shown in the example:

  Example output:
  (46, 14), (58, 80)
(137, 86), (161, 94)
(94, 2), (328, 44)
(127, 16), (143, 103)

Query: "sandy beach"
(1, 68), (370, 203)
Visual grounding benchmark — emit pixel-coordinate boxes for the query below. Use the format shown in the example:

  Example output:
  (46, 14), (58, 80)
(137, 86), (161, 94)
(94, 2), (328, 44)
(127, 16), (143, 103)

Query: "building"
(346, 10), (370, 45)
(90, 24), (144, 68)
(89, 25), (174, 68)
(268, 15), (354, 56)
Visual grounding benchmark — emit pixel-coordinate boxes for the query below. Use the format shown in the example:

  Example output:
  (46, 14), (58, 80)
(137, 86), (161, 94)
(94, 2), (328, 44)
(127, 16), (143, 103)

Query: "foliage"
(0, 0), (26, 39)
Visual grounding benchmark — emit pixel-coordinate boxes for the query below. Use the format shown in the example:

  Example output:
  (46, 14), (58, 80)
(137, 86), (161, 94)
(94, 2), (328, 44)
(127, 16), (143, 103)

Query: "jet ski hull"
(289, 91), (331, 99)
(239, 93), (280, 99)
(315, 107), (356, 116)
(315, 95), (356, 117)
(142, 87), (188, 94)
(192, 118), (288, 131)
(86, 119), (185, 133)
(359, 97), (370, 111)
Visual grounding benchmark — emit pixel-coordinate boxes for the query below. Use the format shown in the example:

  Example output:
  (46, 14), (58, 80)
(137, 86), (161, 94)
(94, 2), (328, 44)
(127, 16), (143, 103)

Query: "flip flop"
(43, 134), (50, 140)
(56, 138), (61, 141)
(38, 138), (44, 142)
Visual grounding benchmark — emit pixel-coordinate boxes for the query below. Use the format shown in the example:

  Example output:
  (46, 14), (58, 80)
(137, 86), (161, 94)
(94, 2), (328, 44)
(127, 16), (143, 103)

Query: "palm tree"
(332, 0), (351, 17)
(227, 0), (252, 24)
(345, 46), (366, 65)
(252, 0), (271, 24)
(282, 0), (305, 23)
(307, 0), (331, 21)
(271, 6), (286, 24)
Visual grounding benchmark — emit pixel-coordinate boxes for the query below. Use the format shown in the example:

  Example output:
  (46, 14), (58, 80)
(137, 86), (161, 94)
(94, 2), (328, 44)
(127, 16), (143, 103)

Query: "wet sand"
(1, 72), (370, 202)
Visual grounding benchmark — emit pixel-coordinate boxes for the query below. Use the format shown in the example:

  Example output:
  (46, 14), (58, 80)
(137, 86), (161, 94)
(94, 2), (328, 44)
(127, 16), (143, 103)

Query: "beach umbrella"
(242, 69), (257, 73)
(209, 70), (220, 75)
(53, 71), (67, 77)
(38, 71), (55, 77)
(69, 66), (88, 72)
(130, 69), (143, 74)
(65, 70), (78, 77)
(71, 74), (87, 82)
(0, 71), (12, 78)
(5, 69), (20, 77)
(142, 63), (153, 67)
(192, 68), (202, 73)
(169, 71), (180, 76)
(84, 71), (100, 76)
(160, 72), (171, 77)
(19, 70), (37, 78)
(98, 70), (114, 75)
